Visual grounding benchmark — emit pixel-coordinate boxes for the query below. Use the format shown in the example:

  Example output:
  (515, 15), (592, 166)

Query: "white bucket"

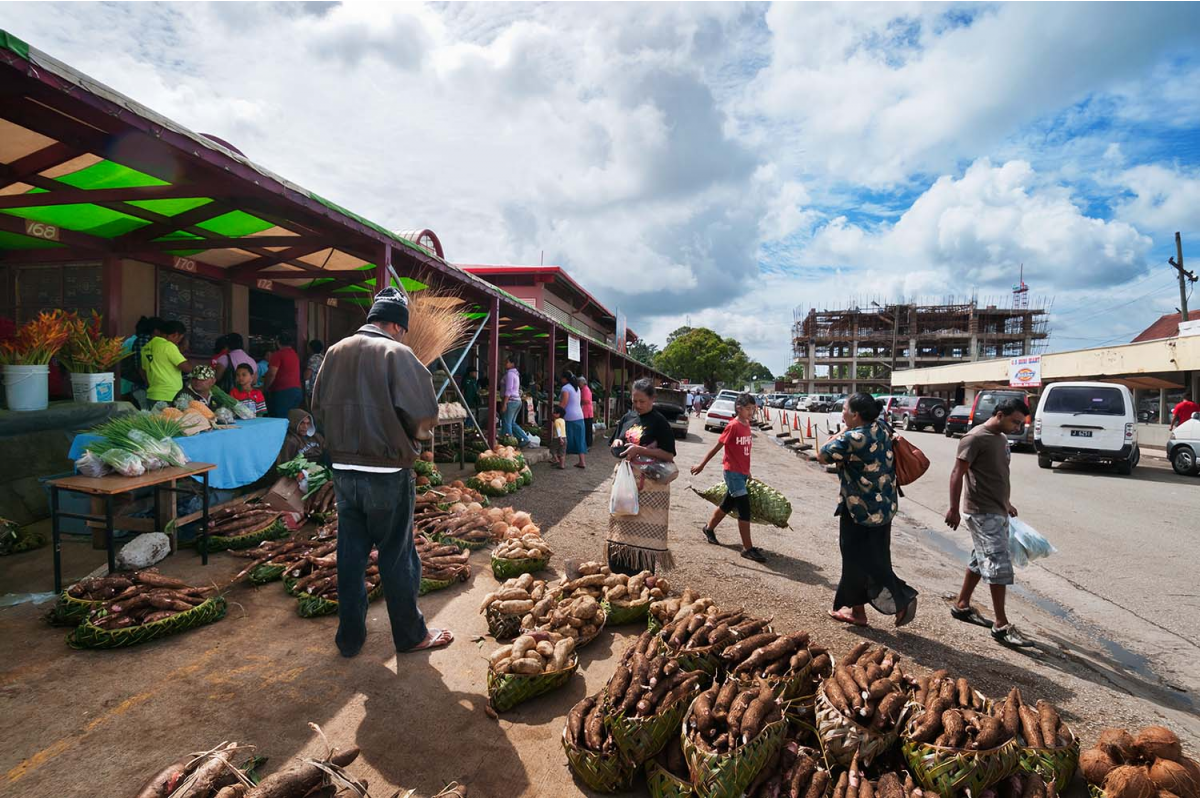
(70, 372), (116, 403)
(3, 364), (51, 411)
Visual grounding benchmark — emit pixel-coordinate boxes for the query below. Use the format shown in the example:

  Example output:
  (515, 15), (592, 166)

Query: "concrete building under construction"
(790, 296), (1050, 395)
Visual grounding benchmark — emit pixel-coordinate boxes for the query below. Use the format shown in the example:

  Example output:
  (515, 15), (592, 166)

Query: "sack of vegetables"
(682, 676), (789, 798)
(486, 632), (578, 713)
(563, 692), (637, 793)
(67, 575), (226, 649)
(603, 630), (707, 767)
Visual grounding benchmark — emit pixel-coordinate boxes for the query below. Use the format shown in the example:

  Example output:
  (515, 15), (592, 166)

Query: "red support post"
(547, 323), (557, 439)
(488, 297), (500, 449)
(605, 348), (612, 426)
(101, 255), (121, 337)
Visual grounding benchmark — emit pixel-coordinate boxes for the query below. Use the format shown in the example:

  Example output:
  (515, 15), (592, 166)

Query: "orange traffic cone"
(794, 412), (800, 428)
(806, 418), (813, 438)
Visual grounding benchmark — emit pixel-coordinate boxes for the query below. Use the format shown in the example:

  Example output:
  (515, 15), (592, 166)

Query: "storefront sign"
(326, 298), (338, 307)
(24, 220), (60, 242)
(256, 278), (274, 291)
(1009, 355), (1042, 388)
(567, 335), (580, 363)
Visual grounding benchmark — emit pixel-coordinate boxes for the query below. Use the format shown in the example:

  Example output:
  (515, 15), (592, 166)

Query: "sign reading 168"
(25, 220), (60, 242)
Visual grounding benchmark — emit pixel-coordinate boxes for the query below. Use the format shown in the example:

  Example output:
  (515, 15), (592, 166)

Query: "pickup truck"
(654, 386), (690, 441)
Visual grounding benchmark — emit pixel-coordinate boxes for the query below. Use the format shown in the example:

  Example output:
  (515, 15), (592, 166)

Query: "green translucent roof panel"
(0, 230), (63, 250)
(53, 160), (168, 190)
(196, 210), (274, 237)
(0, 203), (149, 237)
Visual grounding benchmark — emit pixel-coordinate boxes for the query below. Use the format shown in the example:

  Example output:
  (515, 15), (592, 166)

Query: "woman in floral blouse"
(818, 393), (918, 628)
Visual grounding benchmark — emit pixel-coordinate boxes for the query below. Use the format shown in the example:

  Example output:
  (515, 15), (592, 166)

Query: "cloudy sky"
(3, 2), (1199, 372)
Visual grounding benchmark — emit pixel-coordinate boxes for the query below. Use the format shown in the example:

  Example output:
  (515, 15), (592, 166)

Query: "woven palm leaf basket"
(248, 561), (288, 585)
(432, 531), (489, 551)
(296, 583), (385, 618)
(659, 634), (722, 678)
(485, 604), (522, 640)
(1018, 723), (1080, 795)
(202, 518), (288, 552)
(419, 574), (459, 596)
(561, 726), (635, 792)
(488, 653), (578, 713)
(814, 685), (906, 767)
(490, 553), (549, 581)
(900, 716), (1021, 797)
(67, 596), (226, 649)
(602, 598), (651, 627)
(605, 683), (703, 767)
(48, 589), (106, 626)
(735, 657), (814, 704)
(682, 694), (789, 798)
(644, 757), (694, 798)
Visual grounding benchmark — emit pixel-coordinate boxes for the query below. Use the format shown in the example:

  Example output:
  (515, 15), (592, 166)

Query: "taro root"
(1104, 765), (1156, 798)
(1135, 726), (1183, 763)
(1080, 747), (1118, 786)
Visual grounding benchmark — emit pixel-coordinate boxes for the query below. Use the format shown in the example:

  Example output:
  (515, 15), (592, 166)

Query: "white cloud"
(1112, 164), (1200, 237)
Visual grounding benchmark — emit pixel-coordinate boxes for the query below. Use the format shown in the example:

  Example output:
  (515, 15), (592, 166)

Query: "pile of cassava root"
(722, 629), (816, 681)
(650, 588), (718, 629)
(524, 592), (604, 643)
(566, 691), (620, 756)
(830, 751), (932, 798)
(290, 550), (376, 602)
(602, 569), (669, 608)
(81, 570), (213, 629)
(746, 740), (831, 798)
(301, 481), (335, 519)
(230, 531), (336, 584)
(663, 607), (772, 653)
(488, 631), (576, 675)
(823, 643), (910, 731)
(603, 630), (706, 718)
(479, 573), (555, 618)
(207, 499), (281, 539)
(415, 535), (471, 583)
(687, 676), (783, 753)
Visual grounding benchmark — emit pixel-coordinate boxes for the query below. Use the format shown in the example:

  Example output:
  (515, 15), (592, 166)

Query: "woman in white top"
(559, 371), (587, 468)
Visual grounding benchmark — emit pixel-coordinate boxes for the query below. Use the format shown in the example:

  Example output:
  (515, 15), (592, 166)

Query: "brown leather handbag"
(892, 434), (930, 486)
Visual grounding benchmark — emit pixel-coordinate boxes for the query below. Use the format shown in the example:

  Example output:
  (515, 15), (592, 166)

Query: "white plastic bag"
(610, 460), (640, 516)
(526, 434), (541, 448)
(1008, 517), (1057, 568)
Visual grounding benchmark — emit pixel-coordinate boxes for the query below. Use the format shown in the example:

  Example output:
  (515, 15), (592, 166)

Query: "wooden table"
(46, 462), (216, 593)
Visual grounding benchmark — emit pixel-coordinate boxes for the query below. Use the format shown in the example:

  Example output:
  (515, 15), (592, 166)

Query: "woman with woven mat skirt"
(817, 392), (918, 629)
(559, 371), (588, 468)
(607, 378), (678, 574)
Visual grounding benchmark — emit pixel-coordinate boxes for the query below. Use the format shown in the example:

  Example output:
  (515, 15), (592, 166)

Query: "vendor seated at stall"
(279, 409), (325, 463)
(174, 364), (221, 412)
(229, 363), (267, 417)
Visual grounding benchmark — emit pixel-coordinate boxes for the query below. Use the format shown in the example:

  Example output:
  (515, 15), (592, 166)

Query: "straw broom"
(403, 289), (471, 366)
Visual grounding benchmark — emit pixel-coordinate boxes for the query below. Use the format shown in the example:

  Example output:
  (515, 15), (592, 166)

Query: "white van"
(1034, 381), (1139, 474)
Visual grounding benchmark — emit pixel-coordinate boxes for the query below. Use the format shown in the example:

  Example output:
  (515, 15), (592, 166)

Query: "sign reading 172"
(25, 220), (60, 242)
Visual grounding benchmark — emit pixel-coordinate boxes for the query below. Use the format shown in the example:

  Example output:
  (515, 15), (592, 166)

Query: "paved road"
(789, 409), (1200, 701)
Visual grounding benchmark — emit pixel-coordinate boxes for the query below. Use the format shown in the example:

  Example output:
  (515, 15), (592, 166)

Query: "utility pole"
(1170, 232), (1196, 322)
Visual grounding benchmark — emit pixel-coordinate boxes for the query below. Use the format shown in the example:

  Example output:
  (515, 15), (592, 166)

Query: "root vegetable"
(245, 747), (359, 797)
(1019, 704), (1044, 748)
(567, 695), (595, 747)
(136, 760), (191, 797)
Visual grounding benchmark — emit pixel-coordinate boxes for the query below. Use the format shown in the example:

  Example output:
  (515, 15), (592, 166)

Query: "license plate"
(1070, 430), (1093, 438)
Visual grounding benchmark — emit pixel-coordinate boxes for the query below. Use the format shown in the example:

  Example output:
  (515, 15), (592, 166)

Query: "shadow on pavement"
(1044, 460), (1196, 487)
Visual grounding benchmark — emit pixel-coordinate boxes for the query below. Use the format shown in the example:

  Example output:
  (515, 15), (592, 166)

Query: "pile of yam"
(1079, 724), (1199, 797)
(523, 592), (604, 644)
(487, 631), (576, 676)
(492, 532), (552, 562)
(687, 676), (783, 753)
(602, 631), (706, 719)
(601, 569), (669, 608)
(746, 740), (831, 798)
(207, 499), (282, 539)
(415, 535), (471, 583)
(722, 628), (814, 681)
(566, 691), (620, 756)
(82, 570), (213, 629)
(478, 573), (555, 619)
(823, 643), (909, 732)
(230, 531), (337, 584)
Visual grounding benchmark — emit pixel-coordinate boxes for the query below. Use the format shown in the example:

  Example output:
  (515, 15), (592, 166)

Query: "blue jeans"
(331, 469), (428, 654)
(268, 387), (303, 418)
(501, 400), (529, 443)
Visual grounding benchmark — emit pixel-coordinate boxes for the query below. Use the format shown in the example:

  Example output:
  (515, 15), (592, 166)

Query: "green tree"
(665, 326), (693, 346)
(741, 361), (774, 384)
(626, 339), (660, 366)
(785, 363), (805, 379)
(656, 328), (751, 392)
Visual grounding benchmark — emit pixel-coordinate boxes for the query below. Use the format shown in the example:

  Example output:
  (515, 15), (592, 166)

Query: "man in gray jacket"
(311, 287), (451, 656)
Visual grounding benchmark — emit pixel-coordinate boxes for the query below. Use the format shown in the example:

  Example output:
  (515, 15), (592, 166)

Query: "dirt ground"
(1, 422), (1196, 797)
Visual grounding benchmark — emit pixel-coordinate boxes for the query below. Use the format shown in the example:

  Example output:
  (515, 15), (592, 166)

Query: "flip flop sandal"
(895, 597), (918, 628)
(950, 605), (993, 628)
(828, 609), (869, 627)
(406, 628), (454, 652)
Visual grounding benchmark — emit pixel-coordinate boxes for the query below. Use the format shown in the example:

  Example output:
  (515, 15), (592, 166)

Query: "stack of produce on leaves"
(289, 548), (380, 618)
(231, 529), (337, 586)
(301, 481), (336, 520)
(475, 445), (526, 473)
(76, 412), (188, 478)
(684, 676), (788, 796)
(823, 643), (911, 730)
(413, 450), (443, 487)
(488, 631), (579, 713)
(423, 505), (536, 549)
(1079, 724), (1199, 798)
(600, 569), (669, 625)
(829, 751), (931, 798)
(205, 499), (285, 550)
(649, 587), (719, 632)
(415, 535), (471, 589)
(0, 517), (44, 556)
(491, 532), (553, 579)
(437, 401), (467, 420)
(68, 570), (225, 648)
(692, 477), (793, 528)
(416, 482), (487, 509)
(721, 628), (819, 701)
(564, 691), (634, 792)
(520, 567), (609, 645)
(997, 690), (1080, 794)
(479, 573), (557, 639)
(745, 739), (831, 798)
(52, 569), (172, 624)
(468, 469), (525, 496)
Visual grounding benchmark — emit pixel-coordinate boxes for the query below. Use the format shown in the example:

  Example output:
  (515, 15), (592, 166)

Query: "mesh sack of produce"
(485, 604), (523, 640)
(487, 654), (578, 713)
(901, 729), (1020, 798)
(561, 727), (636, 793)
(602, 598), (651, 627)
(682, 694), (789, 798)
(606, 687), (700, 768)
(690, 478), (792, 528)
(203, 517), (288, 552)
(644, 758), (695, 799)
(814, 685), (902, 767)
(1017, 721), (1079, 795)
(476, 455), (521, 473)
(67, 596), (227, 649)
(296, 583), (384, 618)
(491, 553), (550, 581)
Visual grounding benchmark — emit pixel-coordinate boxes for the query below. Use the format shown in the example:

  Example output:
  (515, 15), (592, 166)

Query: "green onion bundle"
(85, 412), (185, 452)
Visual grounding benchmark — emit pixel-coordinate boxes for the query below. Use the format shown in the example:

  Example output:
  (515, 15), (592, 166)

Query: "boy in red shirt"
(229, 363), (267, 417)
(691, 393), (766, 562)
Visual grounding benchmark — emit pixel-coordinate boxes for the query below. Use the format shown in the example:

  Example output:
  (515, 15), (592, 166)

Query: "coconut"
(1104, 765), (1156, 798)
(1136, 726), (1183, 763)
(1081, 747), (1119, 786)
(1099, 728), (1138, 762)
(1149, 758), (1199, 796)
(421, 450), (434, 461)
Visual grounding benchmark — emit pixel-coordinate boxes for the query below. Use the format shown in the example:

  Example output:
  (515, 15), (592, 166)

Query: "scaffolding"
(789, 295), (1050, 394)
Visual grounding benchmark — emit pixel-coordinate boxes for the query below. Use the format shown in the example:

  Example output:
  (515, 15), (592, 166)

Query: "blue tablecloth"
(68, 418), (289, 489)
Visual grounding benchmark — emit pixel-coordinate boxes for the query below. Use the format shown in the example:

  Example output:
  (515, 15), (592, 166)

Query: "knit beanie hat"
(367, 286), (410, 330)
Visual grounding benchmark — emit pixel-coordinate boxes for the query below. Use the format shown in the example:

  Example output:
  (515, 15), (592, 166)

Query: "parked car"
(967, 389), (1033, 448)
(704, 398), (736, 432)
(827, 394), (848, 412)
(943, 405), (971, 437)
(1168, 412), (1200, 476)
(783, 396), (800, 410)
(1034, 381), (1139, 474)
(653, 386), (690, 440)
(889, 396), (950, 432)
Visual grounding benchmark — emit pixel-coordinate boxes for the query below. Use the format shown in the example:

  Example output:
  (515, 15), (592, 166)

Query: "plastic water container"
(70, 372), (115, 403)
(3, 364), (50, 411)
